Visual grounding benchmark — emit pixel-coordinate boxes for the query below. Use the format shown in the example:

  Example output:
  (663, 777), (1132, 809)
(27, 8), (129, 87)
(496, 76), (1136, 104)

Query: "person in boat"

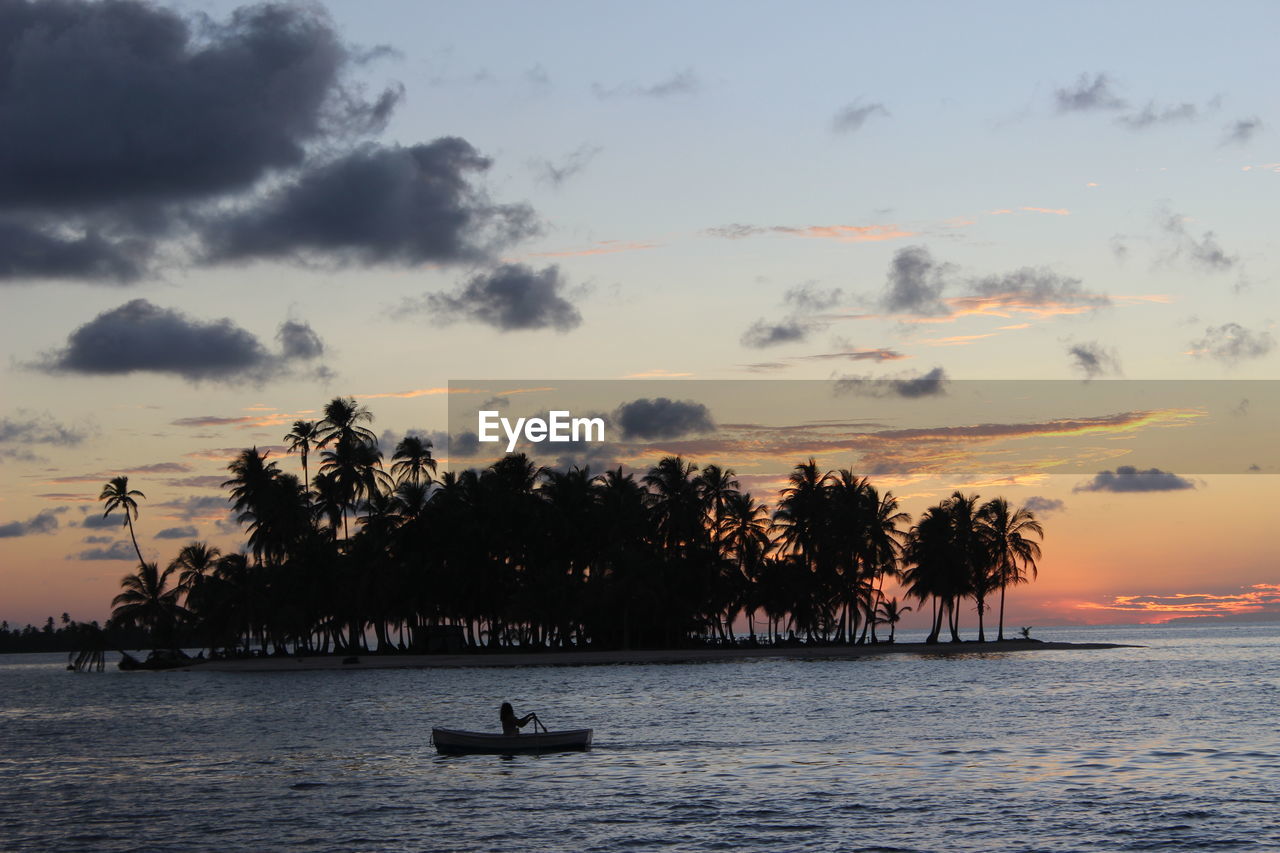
(500, 702), (538, 735)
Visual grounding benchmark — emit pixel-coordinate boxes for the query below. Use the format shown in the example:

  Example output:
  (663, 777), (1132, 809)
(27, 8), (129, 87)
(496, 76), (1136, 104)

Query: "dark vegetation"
(97, 397), (1044, 656)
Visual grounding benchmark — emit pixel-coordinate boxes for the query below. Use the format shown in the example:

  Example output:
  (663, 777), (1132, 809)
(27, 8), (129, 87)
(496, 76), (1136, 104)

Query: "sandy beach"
(183, 640), (1134, 672)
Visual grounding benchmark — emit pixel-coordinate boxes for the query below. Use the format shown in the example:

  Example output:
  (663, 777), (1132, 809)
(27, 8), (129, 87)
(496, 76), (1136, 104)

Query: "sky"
(0, 0), (1276, 629)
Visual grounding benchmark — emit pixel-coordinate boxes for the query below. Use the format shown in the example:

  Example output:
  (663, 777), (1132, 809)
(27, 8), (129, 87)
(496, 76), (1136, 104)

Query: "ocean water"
(2, 623), (1278, 852)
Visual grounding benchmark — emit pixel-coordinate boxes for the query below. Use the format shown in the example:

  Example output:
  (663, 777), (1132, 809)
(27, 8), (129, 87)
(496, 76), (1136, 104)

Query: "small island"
(70, 396), (1088, 670)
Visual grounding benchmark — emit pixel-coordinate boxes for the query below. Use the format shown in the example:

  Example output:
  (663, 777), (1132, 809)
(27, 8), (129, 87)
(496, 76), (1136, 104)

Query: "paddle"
(531, 713), (548, 733)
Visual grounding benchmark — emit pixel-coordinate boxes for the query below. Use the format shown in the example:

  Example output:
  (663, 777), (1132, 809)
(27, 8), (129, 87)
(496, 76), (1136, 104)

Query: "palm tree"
(979, 498), (1044, 641)
(99, 476), (146, 566)
(283, 420), (320, 487)
(170, 542), (222, 594)
(111, 561), (185, 648)
(316, 396), (378, 449)
(391, 434), (437, 486)
(720, 492), (772, 641)
(875, 596), (912, 643)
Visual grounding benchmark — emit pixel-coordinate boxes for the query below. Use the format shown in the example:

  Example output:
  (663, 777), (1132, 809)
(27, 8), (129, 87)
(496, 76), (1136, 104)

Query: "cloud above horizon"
(830, 100), (889, 134)
(421, 264), (583, 332)
(0, 507), (66, 538)
(1186, 323), (1275, 364)
(1074, 465), (1195, 493)
(1067, 341), (1122, 379)
(873, 246), (1108, 322)
(613, 398), (715, 440)
(835, 367), (948, 399)
(36, 300), (328, 383)
(0, 0), (542, 285)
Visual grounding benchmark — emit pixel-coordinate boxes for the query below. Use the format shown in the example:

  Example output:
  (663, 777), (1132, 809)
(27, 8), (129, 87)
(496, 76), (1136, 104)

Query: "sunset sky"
(0, 0), (1276, 629)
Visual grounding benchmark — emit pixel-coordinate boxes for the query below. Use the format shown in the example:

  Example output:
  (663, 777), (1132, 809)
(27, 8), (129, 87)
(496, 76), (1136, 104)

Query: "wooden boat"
(431, 727), (593, 755)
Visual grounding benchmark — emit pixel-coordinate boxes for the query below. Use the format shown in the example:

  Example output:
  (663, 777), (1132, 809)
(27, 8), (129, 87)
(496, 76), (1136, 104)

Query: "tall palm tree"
(643, 456), (704, 556)
(720, 492), (772, 641)
(391, 434), (437, 486)
(979, 498), (1044, 641)
(111, 561), (185, 648)
(283, 420), (320, 488)
(99, 476), (146, 566)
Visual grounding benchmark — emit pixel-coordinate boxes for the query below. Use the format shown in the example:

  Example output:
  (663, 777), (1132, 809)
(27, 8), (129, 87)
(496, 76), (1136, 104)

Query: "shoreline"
(184, 639), (1138, 673)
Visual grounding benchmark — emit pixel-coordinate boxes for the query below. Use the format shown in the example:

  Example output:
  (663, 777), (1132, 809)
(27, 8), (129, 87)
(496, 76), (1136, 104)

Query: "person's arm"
(518, 712), (537, 728)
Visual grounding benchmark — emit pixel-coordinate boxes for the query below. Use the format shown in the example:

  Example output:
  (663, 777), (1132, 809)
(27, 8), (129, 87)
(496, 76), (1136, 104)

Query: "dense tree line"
(0, 614), (149, 655)
(103, 397), (1044, 655)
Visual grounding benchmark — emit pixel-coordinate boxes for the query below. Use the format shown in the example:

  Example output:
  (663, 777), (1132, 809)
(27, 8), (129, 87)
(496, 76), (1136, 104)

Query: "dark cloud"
(1117, 101), (1198, 130)
(970, 268), (1109, 308)
(882, 246), (953, 315)
(613, 398), (715, 440)
(36, 300), (327, 383)
(79, 513), (120, 530)
(1054, 73), (1127, 113)
(154, 525), (198, 540)
(0, 410), (90, 446)
(0, 507), (65, 538)
(447, 430), (481, 459)
(835, 367), (948, 399)
(205, 139), (537, 266)
(0, 1), (394, 209)
(0, 3), (558, 287)
(1223, 117), (1263, 145)
(166, 475), (228, 489)
(831, 100), (889, 134)
(0, 221), (149, 282)
(158, 495), (231, 522)
(376, 427), (441, 457)
(783, 283), (844, 313)
(1023, 496), (1066, 516)
(740, 283), (842, 348)
(0, 0), (403, 284)
(1188, 323), (1275, 364)
(1159, 209), (1236, 272)
(740, 318), (812, 348)
(75, 540), (137, 561)
(873, 247), (1108, 318)
(593, 68), (698, 99)
(82, 534), (113, 544)
(704, 224), (765, 240)
(535, 145), (602, 187)
(1074, 466), (1195, 493)
(1067, 342), (1121, 379)
(277, 320), (325, 360)
(423, 264), (582, 332)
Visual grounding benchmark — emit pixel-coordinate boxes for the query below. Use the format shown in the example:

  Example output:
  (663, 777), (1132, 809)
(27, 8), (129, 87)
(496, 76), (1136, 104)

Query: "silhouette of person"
(500, 702), (537, 735)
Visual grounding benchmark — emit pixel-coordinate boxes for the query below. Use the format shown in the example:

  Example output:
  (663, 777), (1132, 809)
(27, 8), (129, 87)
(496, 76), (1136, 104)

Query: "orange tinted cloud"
(707, 223), (913, 242)
(918, 333), (999, 346)
(1022, 206), (1070, 215)
(779, 224), (913, 242)
(1074, 583), (1280, 621)
(618, 409), (1199, 478)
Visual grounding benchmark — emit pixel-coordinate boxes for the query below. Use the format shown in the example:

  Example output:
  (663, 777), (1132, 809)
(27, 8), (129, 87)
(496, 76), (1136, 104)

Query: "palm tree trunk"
(126, 516), (145, 567)
(997, 582), (1007, 641)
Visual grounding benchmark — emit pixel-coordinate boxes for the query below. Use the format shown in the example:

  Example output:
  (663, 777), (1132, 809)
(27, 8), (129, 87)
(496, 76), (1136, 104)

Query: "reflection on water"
(3, 623), (1279, 851)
